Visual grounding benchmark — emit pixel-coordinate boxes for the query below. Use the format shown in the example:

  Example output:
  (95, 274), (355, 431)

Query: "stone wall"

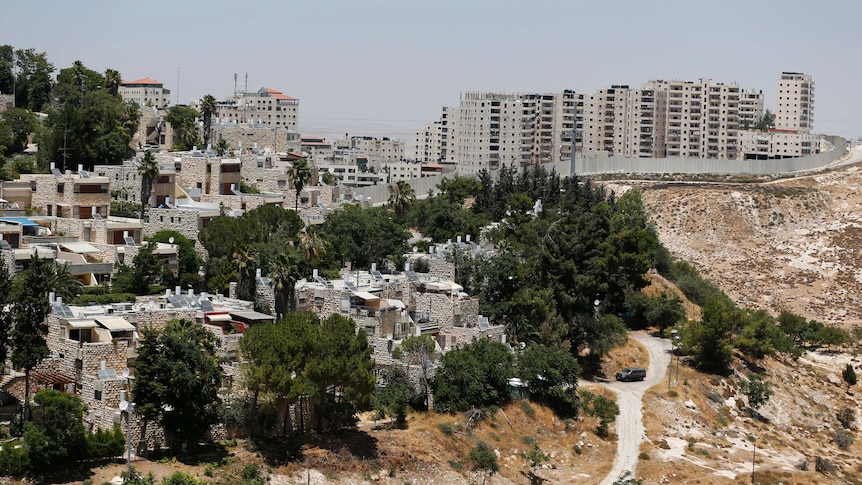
(213, 126), (301, 155)
(198, 194), (274, 212)
(428, 258), (455, 280)
(1, 249), (14, 275)
(255, 283), (275, 315)
(142, 208), (207, 255)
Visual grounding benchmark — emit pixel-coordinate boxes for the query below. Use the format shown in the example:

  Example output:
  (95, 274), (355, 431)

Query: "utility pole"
(176, 67), (181, 106)
(59, 127), (70, 172)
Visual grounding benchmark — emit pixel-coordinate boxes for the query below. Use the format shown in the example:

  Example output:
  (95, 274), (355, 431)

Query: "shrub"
(241, 463), (261, 480)
(520, 400), (536, 417)
(0, 442), (28, 476)
(469, 441), (499, 476)
(638, 451), (650, 460)
(448, 459), (463, 471)
(837, 407), (856, 429)
(70, 293), (137, 306)
(835, 428), (854, 451)
(437, 423), (454, 436)
(86, 424), (125, 459)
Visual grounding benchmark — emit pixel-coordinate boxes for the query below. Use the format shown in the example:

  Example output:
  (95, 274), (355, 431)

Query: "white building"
(738, 72), (818, 160)
(118, 78), (171, 108)
(442, 91), (579, 175)
(216, 87), (299, 130)
(775, 72), (814, 133)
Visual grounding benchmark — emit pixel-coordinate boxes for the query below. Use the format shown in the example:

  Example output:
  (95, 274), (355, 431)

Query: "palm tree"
(179, 117), (201, 150)
(233, 248), (258, 301)
(388, 180), (415, 217)
(288, 158), (311, 212)
(269, 251), (300, 319)
(45, 262), (83, 301)
(138, 151), (159, 220)
(216, 138), (229, 157)
(300, 229), (329, 263)
(201, 94), (217, 147)
(104, 68), (121, 96)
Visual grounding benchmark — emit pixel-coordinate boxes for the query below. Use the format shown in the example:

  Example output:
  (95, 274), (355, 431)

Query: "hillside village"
(1, 44), (862, 485)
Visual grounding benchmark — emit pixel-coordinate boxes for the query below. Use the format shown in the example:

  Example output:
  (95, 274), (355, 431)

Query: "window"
(94, 389), (102, 401)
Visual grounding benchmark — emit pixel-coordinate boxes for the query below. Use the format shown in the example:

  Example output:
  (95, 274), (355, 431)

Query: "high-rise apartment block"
(216, 87), (299, 130)
(419, 92), (578, 174)
(775, 72), (814, 133)
(422, 73), (826, 169)
(739, 72), (817, 160)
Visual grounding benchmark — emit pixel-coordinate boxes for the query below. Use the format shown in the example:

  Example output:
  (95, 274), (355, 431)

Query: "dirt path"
(596, 332), (671, 485)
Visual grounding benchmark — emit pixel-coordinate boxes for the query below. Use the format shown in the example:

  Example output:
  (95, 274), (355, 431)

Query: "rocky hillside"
(637, 163), (862, 327)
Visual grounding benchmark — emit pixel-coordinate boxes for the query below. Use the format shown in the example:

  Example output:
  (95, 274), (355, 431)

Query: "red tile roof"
(121, 77), (163, 86)
(262, 87), (298, 100)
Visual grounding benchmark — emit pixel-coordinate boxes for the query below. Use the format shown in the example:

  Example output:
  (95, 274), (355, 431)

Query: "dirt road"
(598, 332), (671, 485)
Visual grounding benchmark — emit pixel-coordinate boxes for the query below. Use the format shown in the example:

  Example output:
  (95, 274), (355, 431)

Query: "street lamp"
(119, 368), (135, 476)
(668, 329), (678, 390)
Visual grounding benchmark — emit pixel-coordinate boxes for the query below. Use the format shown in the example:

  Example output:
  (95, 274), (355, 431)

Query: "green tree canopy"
(320, 204), (409, 269)
(165, 105), (200, 151)
(10, 256), (53, 423)
(240, 312), (317, 435)
(842, 364), (857, 392)
(371, 366), (416, 427)
(305, 314), (376, 431)
(133, 319), (222, 449)
(24, 389), (88, 470)
(518, 343), (580, 417)
(432, 338), (515, 413)
(38, 60), (132, 170)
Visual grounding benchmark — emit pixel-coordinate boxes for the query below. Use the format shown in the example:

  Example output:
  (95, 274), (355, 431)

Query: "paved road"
(595, 331), (672, 485)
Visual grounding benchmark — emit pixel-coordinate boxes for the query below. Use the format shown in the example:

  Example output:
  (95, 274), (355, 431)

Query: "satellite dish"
(168, 237), (175, 244)
(594, 299), (600, 307)
(519, 342), (526, 350)
(122, 368), (130, 378)
(119, 400), (129, 412)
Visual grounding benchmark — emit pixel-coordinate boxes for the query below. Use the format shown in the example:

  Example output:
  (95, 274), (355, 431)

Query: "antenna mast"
(234, 73), (238, 96)
(176, 67), (181, 105)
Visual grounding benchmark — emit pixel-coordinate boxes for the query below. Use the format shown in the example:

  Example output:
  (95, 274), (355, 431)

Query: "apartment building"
(336, 135), (405, 166)
(216, 87), (299, 130)
(20, 166), (110, 220)
(444, 92), (578, 175)
(643, 78), (743, 159)
(737, 73), (818, 160)
(739, 89), (765, 128)
(581, 86), (630, 157)
(415, 121), (445, 164)
(775, 72), (814, 133)
(738, 130), (820, 159)
(426, 91), (580, 172)
(118, 78), (171, 108)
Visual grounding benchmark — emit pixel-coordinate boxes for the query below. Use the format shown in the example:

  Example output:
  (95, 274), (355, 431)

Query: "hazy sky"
(5, 0), (862, 148)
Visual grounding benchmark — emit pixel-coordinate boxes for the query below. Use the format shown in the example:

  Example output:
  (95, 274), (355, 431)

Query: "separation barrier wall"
(353, 140), (847, 206)
(574, 141), (847, 175)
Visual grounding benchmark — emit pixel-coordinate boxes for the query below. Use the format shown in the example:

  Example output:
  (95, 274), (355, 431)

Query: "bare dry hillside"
(639, 163), (862, 327)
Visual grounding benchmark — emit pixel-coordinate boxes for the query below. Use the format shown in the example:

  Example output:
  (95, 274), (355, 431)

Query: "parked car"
(615, 367), (646, 382)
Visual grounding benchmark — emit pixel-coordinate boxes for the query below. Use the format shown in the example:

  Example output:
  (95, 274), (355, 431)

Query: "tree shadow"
(251, 429), (379, 467)
(308, 428), (379, 461)
(32, 457), (124, 485)
(141, 441), (231, 466)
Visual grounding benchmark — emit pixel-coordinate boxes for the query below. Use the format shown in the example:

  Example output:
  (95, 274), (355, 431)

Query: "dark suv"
(615, 367), (646, 382)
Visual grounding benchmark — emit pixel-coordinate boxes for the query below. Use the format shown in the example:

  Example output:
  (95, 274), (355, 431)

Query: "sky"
(4, 0), (862, 153)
